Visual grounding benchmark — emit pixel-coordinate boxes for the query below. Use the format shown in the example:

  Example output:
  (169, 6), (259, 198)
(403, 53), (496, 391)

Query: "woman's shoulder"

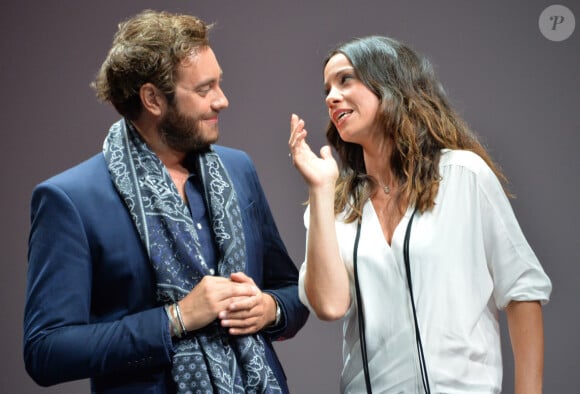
(439, 149), (491, 175)
(439, 149), (505, 197)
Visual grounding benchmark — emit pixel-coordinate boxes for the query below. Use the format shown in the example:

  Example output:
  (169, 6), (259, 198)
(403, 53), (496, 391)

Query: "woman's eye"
(341, 74), (354, 84)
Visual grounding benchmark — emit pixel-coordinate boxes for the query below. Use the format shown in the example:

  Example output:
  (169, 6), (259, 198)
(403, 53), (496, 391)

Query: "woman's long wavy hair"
(91, 10), (211, 120)
(325, 36), (509, 223)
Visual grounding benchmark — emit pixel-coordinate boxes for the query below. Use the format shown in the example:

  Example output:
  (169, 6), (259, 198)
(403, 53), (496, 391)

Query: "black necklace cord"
(403, 208), (431, 393)
(353, 220), (372, 394)
(353, 208), (430, 394)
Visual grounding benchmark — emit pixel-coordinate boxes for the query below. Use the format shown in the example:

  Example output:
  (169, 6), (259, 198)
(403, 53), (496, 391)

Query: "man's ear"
(139, 83), (166, 116)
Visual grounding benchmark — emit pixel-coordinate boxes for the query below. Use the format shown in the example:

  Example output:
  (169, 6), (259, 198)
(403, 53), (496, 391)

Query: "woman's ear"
(139, 83), (166, 117)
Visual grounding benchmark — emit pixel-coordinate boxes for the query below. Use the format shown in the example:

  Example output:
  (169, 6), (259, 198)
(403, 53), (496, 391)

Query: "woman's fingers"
(289, 113), (307, 149)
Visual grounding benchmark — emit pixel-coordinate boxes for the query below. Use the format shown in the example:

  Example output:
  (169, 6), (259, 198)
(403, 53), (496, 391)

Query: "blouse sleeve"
(298, 205), (315, 312)
(477, 162), (552, 309)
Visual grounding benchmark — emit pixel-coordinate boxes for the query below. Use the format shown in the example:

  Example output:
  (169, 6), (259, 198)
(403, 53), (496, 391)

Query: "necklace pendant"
(382, 185), (390, 194)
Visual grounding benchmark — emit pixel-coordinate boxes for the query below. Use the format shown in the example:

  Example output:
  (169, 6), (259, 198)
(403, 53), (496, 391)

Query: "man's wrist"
(273, 299), (281, 326)
(164, 303), (187, 338)
(267, 295), (281, 327)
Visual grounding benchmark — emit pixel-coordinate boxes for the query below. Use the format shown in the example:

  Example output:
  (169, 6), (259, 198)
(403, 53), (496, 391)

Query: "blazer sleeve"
(24, 182), (173, 386)
(240, 153), (309, 340)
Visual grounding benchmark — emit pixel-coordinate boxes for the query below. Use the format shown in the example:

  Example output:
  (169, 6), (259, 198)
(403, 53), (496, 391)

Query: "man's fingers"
(202, 275), (258, 301)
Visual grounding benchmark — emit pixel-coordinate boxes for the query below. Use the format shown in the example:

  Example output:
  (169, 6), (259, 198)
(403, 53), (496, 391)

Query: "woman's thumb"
(320, 145), (333, 159)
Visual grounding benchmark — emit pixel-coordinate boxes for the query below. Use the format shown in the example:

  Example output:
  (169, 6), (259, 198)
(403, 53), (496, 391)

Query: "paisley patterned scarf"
(103, 119), (281, 393)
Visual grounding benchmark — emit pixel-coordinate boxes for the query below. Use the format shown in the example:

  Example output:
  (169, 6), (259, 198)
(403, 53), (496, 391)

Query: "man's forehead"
(177, 47), (223, 81)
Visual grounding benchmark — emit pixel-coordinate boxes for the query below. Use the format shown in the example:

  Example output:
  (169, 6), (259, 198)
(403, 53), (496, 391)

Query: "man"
(24, 10), (308, 393)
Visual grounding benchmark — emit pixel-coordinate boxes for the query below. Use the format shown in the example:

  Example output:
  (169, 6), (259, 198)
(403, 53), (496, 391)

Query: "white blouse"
(298, 149), (552, 393)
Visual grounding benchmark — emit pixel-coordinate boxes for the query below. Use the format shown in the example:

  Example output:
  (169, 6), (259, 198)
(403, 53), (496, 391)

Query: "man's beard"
(159, 103), (218, 153)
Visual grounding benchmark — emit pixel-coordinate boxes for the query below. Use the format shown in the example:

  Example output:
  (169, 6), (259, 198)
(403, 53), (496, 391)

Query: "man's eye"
(196, 85), (212, 95)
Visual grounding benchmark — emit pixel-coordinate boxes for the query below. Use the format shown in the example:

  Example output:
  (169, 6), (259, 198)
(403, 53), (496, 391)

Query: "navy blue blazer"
(24, 145), (308, 393)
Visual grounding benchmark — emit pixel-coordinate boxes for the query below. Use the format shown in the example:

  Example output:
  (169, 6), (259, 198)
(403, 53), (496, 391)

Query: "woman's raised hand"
(289, 114), (338, 190)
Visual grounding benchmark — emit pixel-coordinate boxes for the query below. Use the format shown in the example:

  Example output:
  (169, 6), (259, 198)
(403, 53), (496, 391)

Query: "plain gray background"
(2, 1), (578, 392)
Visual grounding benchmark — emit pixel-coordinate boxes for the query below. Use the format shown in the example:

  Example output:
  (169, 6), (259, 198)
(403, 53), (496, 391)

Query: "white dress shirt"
(299, 149), (552, 393)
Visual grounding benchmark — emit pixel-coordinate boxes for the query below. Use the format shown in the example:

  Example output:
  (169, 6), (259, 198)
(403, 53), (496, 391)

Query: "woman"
(289, 36), (551, 393)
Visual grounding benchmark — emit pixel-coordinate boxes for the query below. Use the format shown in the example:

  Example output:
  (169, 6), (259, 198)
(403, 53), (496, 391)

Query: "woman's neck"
(362, 136), (396, 191)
